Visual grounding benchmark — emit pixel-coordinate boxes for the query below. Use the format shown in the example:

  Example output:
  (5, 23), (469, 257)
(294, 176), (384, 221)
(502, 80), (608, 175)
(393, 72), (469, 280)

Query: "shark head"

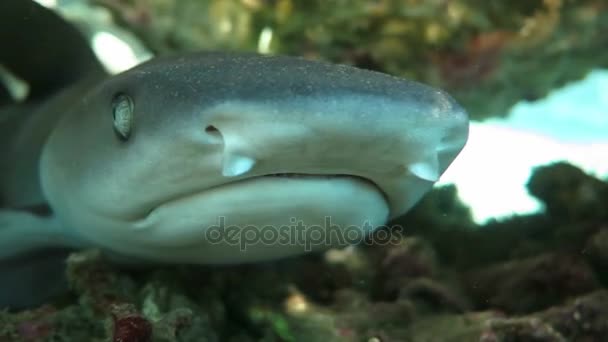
(40, 52), (468, 263)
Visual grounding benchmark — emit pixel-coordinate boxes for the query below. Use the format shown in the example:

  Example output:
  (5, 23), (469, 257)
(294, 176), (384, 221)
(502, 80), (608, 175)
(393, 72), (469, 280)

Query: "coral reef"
(93, 0), (608, 120)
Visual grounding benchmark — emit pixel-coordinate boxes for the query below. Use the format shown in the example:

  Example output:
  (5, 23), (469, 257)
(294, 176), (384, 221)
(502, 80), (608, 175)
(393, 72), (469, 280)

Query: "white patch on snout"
(408, 150), (440, 182)
(409, 162), (439, 182)
(222, 153), (256, 177)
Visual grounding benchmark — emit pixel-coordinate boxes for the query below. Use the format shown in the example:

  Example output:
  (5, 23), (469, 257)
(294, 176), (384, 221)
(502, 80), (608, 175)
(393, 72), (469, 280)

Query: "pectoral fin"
(0, 210), (87, 309)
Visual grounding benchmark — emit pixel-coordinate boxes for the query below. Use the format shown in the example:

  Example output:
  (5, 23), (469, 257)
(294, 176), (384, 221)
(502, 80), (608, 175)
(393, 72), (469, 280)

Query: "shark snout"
(195, 92), (468, 218)
(199, 102), (413, 210)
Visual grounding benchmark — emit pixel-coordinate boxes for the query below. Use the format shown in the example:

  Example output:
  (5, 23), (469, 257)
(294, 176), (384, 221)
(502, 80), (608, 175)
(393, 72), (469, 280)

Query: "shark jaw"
(103, 174), (390, 264)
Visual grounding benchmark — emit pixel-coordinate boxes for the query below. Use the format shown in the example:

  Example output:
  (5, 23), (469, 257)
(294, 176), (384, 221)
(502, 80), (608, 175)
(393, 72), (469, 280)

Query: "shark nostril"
(205, 124), (219, 134)
(204, 124), (223, 144)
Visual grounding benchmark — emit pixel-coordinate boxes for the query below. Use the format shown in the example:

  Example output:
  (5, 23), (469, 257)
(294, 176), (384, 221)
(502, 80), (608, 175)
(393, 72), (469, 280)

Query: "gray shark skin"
(0, 0), (469, 309)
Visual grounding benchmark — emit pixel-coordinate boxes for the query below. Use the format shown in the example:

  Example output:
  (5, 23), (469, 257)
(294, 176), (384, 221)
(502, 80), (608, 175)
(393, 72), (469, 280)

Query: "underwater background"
(2, 0), (607, 341)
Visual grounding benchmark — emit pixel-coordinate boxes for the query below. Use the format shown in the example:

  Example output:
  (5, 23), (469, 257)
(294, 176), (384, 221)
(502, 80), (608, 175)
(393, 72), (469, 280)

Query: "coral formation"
(94, 0), (608, 120)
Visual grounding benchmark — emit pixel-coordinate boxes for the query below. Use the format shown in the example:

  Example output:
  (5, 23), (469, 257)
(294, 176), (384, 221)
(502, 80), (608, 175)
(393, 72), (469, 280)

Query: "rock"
(584, 227), (608, 271)
(539, 290), (608, 340)
(527, 162), (608, 221)
(398, 278), (471, 314)
(284, 288), (415, 342)
(372, 237), (439, 300)
(465, 253), (599, 314)
(408, 291), (608, 341)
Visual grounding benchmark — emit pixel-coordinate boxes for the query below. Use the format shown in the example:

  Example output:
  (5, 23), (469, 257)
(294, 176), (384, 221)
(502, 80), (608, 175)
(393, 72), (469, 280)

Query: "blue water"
(488, 70), (608, 143)
(440, 69), (608, 223)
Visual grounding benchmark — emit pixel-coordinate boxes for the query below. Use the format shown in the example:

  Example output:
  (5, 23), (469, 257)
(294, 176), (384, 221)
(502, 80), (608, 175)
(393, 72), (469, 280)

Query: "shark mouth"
(262, 173), (359, 179)
(259, 173), (384, 194)
(131, 172), (387, 226)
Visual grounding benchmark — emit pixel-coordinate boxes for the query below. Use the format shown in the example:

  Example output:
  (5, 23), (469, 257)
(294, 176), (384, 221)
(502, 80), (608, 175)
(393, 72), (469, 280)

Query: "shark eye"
(112, 93), (134, 141)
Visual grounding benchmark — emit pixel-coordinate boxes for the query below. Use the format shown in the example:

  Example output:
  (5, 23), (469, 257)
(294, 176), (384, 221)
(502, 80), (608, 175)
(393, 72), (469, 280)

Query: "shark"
(0, 0), (468, 308)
